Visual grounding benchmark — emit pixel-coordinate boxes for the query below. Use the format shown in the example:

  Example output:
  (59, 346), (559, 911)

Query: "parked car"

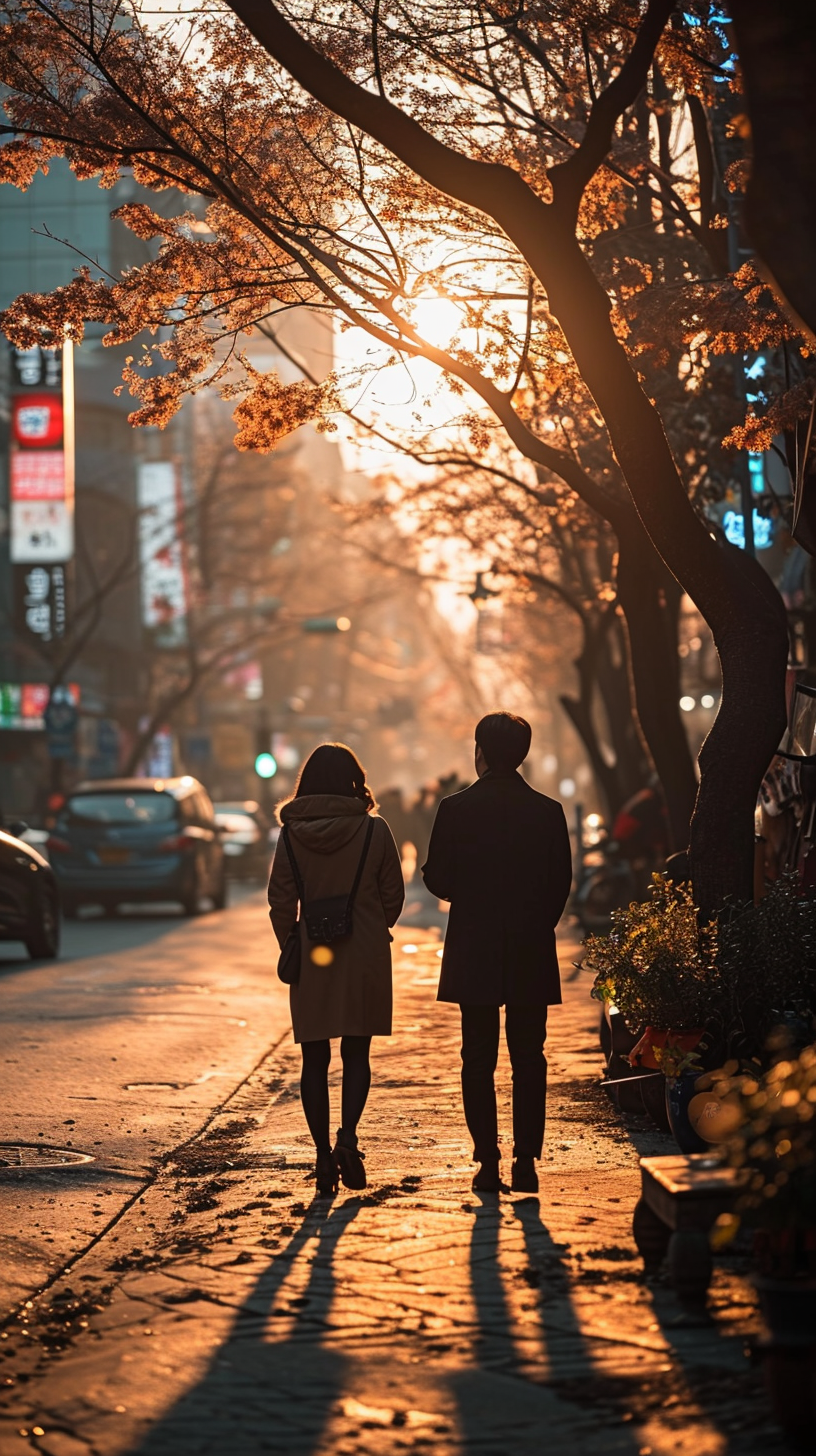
(213, 800), (276, 882)
(48, 777), (226, 917)
(0, 822), (60, 958)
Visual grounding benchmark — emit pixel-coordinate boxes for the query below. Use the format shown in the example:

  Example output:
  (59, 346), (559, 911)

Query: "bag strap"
(347, 816), (375, 910)
(282, 824), (306, 903)
(283, 814), (373, 907)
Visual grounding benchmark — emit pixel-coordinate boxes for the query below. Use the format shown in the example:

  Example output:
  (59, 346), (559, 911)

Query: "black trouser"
(460, 1004), (549, 1163)
(300, 1036), (372, 1155)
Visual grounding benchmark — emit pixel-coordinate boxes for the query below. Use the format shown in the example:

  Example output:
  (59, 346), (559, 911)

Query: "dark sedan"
(48, 776), (226, 917)
(0, 824), (60, 959)
(214, 800), (276, 883)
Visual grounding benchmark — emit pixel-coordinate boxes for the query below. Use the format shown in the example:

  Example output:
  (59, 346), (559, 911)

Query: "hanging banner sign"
(14, 563), (68, 644)
(0, 681), (79, 731)
(10, 344), (62, 391)
(11, 451), (67, 500)
(10, 500), (74, 563)
(12, 394), (64, 449)
(7, 339), (74, 566)
(137, 460), (188, 645)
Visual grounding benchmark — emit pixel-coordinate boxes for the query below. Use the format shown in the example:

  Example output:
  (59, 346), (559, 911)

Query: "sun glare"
(407, 296), (464, 354)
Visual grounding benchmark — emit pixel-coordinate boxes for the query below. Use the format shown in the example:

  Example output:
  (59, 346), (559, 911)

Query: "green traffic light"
(254, 751), (277, 779)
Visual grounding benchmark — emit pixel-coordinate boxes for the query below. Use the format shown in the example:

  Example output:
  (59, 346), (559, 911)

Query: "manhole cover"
(0, 1142), (94, 1172)
(124, 1082), (183, 1091)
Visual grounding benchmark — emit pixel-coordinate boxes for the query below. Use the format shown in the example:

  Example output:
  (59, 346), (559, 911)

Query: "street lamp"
(466, 572), (504, 654)
(467, 571), (500, 609)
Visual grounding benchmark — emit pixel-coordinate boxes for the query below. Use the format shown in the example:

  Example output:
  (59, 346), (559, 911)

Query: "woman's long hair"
(288, 742), (376, 812)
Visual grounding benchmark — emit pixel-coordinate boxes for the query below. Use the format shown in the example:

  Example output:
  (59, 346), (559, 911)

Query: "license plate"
(97, 847), (130, 865)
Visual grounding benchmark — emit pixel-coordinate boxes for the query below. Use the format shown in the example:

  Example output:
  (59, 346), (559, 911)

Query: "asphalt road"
(0, 884), (293, 1316)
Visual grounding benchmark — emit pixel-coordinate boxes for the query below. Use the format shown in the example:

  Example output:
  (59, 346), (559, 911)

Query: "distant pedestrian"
(268, 744), (404, 1196)
(422, 713), (572, 1193)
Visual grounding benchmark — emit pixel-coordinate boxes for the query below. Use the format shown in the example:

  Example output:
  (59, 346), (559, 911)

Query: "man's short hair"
(475, 712), (532, 772)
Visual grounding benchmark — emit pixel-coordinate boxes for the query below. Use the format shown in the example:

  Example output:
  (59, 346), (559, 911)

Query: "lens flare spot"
(310, 944), (334, 966)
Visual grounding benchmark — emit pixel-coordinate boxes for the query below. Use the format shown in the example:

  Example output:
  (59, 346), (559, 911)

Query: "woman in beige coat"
(268, 743), (404, 1195)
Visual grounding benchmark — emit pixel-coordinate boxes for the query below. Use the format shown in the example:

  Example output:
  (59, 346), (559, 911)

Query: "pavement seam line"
(1, 1022), (293, 1330)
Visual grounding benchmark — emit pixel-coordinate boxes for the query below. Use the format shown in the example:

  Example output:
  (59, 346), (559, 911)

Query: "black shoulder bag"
(276, 818), (375, 985)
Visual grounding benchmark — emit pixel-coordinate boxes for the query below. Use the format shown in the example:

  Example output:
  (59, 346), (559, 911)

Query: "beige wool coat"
(267, 794), (405, 1043)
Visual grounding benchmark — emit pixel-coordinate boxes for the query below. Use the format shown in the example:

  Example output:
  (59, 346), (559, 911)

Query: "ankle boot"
(472, 1159), (502, 1193)
(315, 1150), (339, 1197)
(333, 1127), (366, 1189)
(511, 1155), (538, 1193)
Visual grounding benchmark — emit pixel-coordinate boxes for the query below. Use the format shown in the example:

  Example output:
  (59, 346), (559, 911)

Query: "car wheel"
(181, 871), (201, 917)
(25, 884), (60, 960)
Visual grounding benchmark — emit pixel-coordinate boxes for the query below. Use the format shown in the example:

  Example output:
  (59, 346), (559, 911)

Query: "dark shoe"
(333, 1128), (366, 1190)
(472, 1159), (502, 1193)
(511, 1156), (539, 1193)
(315, 1150), (338, 1197)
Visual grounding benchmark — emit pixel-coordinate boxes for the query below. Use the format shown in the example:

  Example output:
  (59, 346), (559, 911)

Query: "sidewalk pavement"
(0, 928), (783, 1456)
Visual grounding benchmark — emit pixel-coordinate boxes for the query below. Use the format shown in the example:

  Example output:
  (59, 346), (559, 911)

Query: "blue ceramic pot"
(665, 1073), (708, 1153)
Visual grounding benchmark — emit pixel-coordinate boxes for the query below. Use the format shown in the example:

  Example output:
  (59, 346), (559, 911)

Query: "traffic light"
(254, 725), (277, 780)
(303, 616), (351, 633)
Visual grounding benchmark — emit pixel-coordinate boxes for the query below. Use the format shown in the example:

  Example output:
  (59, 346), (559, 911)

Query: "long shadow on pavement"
(131, 1197), (360, 1456)
(449, 1195), (644, 1455)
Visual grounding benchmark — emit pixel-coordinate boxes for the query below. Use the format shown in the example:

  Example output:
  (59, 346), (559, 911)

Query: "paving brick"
(0, 928), (784, 1454)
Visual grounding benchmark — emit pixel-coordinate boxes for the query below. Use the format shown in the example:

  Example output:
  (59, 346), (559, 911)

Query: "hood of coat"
(279, 794), (369, 853)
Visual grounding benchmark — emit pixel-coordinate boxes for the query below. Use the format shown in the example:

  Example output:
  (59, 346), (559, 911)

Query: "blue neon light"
(723, 510), (773, 550)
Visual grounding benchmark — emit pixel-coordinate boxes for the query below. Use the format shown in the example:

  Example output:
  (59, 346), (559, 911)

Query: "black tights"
(299, 1036), (372, 1155)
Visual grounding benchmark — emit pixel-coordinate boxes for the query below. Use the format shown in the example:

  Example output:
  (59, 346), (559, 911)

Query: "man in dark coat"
(422, 712), (572, 1193)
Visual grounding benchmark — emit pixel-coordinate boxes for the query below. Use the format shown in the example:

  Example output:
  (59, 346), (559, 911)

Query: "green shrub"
(585, 875), (717, 1032)
(585, 875), (816, 1059)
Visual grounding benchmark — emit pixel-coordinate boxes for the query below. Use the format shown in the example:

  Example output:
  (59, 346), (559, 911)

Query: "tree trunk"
(593, 616), (651, 805)
(559, 690), (625, 822)
(521, 227), (789, 911)
(688, 548), (790, 913)
(616, 528), (699, 854)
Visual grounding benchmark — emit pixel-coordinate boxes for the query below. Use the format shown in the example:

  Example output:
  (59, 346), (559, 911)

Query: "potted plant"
(585, 875), (718, 1148)
(717, 1045), (816, 1449)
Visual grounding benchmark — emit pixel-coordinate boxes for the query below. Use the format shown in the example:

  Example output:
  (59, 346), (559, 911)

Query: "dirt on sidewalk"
(0, 927), (782, 1456)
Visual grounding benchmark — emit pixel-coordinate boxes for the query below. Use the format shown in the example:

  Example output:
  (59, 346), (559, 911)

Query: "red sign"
(13, 394), (64, 448)
(11, 451), (66, 501)
(20, 683), (51, 719)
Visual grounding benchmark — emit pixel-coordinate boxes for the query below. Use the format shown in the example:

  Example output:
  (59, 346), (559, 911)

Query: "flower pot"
(629, 1025), (704, 1072)
(665, 1073), (708, 1153)
(640, 1071), (672, 1133)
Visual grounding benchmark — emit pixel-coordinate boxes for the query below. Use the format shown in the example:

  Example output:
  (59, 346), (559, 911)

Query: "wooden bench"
(632, 1154), (747, 1318)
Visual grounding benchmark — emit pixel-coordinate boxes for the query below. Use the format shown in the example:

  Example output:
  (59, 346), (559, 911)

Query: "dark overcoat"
(421, 770), (572, 1006)
(268, 795), (404, 1042)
